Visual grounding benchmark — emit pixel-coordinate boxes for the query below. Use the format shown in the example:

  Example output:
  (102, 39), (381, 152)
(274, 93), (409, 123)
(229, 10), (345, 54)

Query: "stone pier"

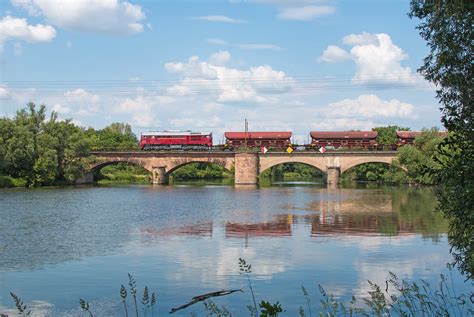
(152, 166), (168, 185)
(326, 167), (340, 185)
(234, 153), (259, 185)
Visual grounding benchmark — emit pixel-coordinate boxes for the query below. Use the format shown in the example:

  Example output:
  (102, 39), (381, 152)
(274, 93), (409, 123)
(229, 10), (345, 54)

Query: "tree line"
(0, 103), (138, 187)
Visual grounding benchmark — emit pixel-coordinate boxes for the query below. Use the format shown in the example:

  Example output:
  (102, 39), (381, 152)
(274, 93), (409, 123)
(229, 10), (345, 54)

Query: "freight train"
(139, 130), (438, 151)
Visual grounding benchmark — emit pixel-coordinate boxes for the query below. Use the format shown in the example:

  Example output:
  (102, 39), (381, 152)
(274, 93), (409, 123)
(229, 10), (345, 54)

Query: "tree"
(410, 0), (473, 278)
(373, 126), (410, 147)
(89, 122), (139, 151)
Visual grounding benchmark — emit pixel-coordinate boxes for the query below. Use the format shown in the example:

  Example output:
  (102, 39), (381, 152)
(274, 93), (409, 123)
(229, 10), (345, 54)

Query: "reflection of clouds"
(352, 238), (448, 298)
(0, 300), (53, 317)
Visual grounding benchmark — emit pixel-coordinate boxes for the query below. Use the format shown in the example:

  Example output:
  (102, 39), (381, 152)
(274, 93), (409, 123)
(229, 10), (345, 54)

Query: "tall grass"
(5, 262), (472, 317)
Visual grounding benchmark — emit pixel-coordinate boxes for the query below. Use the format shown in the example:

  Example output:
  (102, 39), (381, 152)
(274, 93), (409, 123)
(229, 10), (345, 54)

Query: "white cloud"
(318, 45), (350, 63)
(327, 94), (414, 119)
(238, 43), (283, 51)
(342, 31), (378, 45)
(165, 55), (294, 103)
(241, 0), (335, 21)
(193, 15), (246, 23)
(0, 15), (56, 52)
(165, 56), (218, 79)
(65, 88), (99, 103)
(13, 0), (146, 35)
(320, 32), (423, 86)
(277, 5), (335, 21)
(52, 103), (72, 114)
(66, 40), (72, 48)
(209, 50), (231, 66)
(0, 85), (9, 97)
(206, 38), (228, 46)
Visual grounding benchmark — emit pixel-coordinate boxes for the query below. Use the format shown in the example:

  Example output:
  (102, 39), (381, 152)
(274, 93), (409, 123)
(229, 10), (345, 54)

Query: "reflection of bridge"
(80, 151), (398, 185)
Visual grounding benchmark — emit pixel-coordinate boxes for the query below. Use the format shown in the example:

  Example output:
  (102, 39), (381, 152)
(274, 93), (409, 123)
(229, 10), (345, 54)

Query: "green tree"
(410, 0), (473, 278)
(373, 126), (410, 147)
(1, 103), (91, 186)
(89, 122), (139, 151)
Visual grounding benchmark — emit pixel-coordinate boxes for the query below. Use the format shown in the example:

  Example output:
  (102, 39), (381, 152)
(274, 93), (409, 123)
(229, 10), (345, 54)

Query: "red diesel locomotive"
(139, 131), (212, 150)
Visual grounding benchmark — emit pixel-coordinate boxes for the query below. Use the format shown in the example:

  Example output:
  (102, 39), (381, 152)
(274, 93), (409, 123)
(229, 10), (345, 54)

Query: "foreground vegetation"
(5, 260), (472, 317)
(409, 0), (473, 278)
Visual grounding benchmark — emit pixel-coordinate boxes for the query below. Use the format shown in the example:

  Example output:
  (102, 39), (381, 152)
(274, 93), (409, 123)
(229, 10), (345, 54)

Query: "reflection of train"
(139, 130), (441, 151)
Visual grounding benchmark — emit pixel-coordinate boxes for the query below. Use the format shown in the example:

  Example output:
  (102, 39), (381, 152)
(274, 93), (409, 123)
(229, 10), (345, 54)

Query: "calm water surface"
(0, 182), (470, 316)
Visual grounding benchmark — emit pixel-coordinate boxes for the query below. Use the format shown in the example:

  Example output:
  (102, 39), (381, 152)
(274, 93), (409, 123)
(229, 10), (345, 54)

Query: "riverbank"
(0, 176), (26, 187)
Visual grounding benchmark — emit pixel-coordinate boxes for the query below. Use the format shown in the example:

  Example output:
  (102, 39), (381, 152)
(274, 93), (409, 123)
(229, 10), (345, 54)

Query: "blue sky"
(0, 0), (442, 143)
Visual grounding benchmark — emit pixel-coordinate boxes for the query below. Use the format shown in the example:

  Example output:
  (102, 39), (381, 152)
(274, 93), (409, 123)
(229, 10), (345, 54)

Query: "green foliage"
(0, 175), (27, 187)
(203, 300), (233, 317)
(96, 163), (150, 184)
(170, 162), (232, 180)
(259, 301), (283, 317)
(373, 126), (410, 147)
(86, 122), (138, 151)
(0, 103), (91, 186)
(409, 0), (473, 278)
(261, 163), (324, 179)
(343, 128), (445, 185)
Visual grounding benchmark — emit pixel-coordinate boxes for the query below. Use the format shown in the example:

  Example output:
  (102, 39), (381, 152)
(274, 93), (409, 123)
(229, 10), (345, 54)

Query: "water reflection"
(0, 184), (457, 316)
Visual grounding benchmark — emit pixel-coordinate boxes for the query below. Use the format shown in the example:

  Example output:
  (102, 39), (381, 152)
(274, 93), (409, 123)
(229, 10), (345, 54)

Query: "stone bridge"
(80, 151), (398, 185)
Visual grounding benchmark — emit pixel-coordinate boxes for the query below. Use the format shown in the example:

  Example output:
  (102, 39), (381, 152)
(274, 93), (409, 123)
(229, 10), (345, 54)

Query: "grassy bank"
(0, 176), (27, 188)
(95, 163), (151, 184)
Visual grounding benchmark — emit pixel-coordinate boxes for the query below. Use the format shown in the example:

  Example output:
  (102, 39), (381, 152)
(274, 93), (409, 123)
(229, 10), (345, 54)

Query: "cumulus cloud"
(65, 88), (99, 103)
(318, 45), (350, 63)
(0, 15), (56, 52)
(193, 15), (246, 23)
(327, 94), (414, 119)
(209, 50), (231, 66)
(52, 103), (72, 114)
(12, 0), (146, 35)
(319, 32), (423, 86)
(165, 54), (294, 103)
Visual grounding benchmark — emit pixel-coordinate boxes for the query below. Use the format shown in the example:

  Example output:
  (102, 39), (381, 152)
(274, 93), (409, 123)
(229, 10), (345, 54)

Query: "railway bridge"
(79, 151), (399, 185)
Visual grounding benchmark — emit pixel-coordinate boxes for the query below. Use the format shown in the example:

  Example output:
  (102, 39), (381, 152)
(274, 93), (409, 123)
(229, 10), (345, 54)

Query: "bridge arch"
(259, 158), (327, 175)
(90, 159), (153, 174)
(340, 157), (398, 174)
(166, 160), (233, 176)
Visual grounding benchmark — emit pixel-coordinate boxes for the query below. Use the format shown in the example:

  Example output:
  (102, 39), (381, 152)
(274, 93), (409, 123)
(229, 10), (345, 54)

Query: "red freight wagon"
(139, 131), (212, 150)
(224, 131), (292, 149)
(310, 131), (378, 149)
(396, 131), (423, 145)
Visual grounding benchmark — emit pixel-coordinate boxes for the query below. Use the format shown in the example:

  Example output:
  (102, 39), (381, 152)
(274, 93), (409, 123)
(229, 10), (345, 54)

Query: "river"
(0, 181), (470, 316)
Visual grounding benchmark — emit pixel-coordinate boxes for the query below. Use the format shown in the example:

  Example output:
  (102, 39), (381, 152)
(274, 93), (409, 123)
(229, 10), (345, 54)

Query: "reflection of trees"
(226, 215), (292, 238)
(390, 188), (448, 240)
